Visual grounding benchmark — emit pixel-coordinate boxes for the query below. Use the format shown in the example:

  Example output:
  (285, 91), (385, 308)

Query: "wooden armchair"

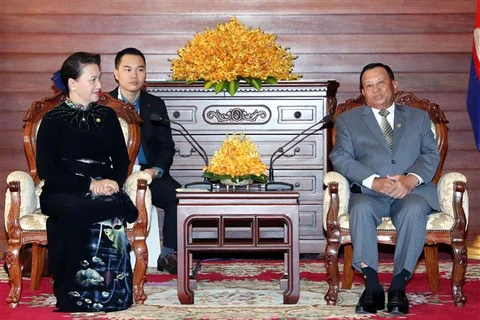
(4, 92), (152, 307)
(323, 91), (469, 307)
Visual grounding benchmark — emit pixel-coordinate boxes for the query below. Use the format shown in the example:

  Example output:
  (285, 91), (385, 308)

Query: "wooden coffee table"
(176, 190), (300, 304)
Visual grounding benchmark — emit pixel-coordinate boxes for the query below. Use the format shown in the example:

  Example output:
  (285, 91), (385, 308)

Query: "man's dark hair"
(61, 52), (101, 93)
(114, 47), (146, 68)
(359, 63), (395, 91)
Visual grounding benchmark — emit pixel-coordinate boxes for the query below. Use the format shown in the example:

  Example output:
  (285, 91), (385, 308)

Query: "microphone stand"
(265, 115), (333, 191)
(151, 114), (213, 191)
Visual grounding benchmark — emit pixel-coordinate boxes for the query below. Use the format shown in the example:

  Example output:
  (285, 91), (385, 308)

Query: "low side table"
(176, 190), (300, 304)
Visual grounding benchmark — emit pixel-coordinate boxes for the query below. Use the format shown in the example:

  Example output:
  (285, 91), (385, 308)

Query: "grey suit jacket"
(329, 103), (440, 211)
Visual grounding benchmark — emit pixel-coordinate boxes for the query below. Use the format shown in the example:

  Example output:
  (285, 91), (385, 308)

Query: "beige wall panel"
(0, 53), (471, 73)
(0, 92), (55, 111)
(0, 0), (478, 253)
(444, 151), (480, 170)
(449, 132), (480, 150)
(1, 151), (28, 169)
(0, 112), (26, 130)
(443, 112), (478, 132)
(0, 131), (23, 149)
(1, 34), (471, 55)
(1, 14), (474, 34)
(296, 54), (471, 73)
(0, 72), (471, 94)
(1, 0), (474, 15)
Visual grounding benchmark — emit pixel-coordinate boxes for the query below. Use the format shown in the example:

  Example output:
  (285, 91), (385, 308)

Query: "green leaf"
(204, 81), (215, 89)
(214, 81), (227, 94)
(250, 78), (262, 91)
(202, 172), (231, 181)
(227, 80), (240, 96)
(202, 171), (268, 183)
(265, 76), (278, 84)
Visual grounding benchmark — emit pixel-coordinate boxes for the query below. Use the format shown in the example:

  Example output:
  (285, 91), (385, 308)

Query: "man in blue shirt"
(110, 47), (181, 274)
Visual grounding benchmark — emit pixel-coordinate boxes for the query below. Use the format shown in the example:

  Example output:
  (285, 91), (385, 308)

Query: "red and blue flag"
(467, 1), (480, 151)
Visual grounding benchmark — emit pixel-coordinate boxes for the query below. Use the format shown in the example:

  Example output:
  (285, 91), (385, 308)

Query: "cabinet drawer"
(171, 134), (324, 169)
(299, 204), (324, 240)
(271, 170), (324, 202)
(165, 99), (325, 134)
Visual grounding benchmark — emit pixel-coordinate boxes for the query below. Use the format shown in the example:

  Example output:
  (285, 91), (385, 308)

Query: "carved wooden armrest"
(323, 171), (350, 230)
(437, 172), (468, 228)
(5, 171), (37, 231)
(124, 171), (151, 232)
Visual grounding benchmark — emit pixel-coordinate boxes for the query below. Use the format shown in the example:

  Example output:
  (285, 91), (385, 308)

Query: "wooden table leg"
(177, 218), (194, 304)
(282, 218), (300, 304)
(280, 252), (288, 290)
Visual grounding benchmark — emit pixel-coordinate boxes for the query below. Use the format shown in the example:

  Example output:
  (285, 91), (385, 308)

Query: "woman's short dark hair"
(61, 52), (101, 93)
(114, 47), (146, 69)
(359, 63), (395, 91)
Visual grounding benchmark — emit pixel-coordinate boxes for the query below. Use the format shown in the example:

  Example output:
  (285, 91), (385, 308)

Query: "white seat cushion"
(338, 211), (455, 232)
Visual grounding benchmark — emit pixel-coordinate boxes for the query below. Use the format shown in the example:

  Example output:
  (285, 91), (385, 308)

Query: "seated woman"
(36, 52), (138, 312)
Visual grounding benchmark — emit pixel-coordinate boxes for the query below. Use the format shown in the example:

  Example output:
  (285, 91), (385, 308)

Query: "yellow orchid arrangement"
(203, 132), (268, 184)
(170, 17), (300, 96)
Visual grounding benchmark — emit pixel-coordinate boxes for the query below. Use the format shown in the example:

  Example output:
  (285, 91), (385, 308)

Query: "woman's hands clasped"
(90, 179), (120, 196)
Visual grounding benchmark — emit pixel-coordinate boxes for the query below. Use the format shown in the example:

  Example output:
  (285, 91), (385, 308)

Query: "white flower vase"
(220, 178), (254, 190)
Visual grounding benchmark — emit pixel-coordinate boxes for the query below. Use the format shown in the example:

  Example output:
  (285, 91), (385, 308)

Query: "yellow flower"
(170, 17), (300, 96)
(203, 133), (268, 183)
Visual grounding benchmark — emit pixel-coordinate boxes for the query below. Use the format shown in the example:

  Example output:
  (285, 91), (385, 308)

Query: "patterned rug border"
(2, 259), (480, 320)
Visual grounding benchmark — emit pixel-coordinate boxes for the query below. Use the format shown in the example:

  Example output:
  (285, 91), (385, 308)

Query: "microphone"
(265, 114), (333, 191)
(150, 114), (213, 190)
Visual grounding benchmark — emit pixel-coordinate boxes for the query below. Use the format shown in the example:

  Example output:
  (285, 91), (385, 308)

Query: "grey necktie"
(378, 109), (393, 149)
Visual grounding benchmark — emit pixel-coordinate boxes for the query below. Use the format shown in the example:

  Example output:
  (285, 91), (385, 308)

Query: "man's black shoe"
(355, 288), (385, 314)
(387, 289), (409, 315)
(157, 253), (177, 274)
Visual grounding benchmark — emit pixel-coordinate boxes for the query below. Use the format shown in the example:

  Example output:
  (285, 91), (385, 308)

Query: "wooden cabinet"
(146, 81), (339, 254)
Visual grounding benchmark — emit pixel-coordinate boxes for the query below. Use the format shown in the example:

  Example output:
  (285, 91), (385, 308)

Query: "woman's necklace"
(65, 98), (91, 111)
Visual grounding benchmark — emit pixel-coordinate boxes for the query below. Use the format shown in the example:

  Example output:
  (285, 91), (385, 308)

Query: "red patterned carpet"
(1, 259), (479, 320)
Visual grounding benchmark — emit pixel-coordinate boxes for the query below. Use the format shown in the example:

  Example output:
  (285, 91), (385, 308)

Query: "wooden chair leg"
(324, 240), (341, 305)
(131, 238), (148, 304)
(6, 242), (22, 308)
(342, 244), (354, 289)
(423, 245), (440, 292)
(30, 244), (46, 290)
(451, 239), (467, 306)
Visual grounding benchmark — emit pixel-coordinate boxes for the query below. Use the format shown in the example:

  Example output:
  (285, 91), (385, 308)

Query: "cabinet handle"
(174, 147), (197, 158)
(283, 147), (301, 157)
(172, 111), (181, 119)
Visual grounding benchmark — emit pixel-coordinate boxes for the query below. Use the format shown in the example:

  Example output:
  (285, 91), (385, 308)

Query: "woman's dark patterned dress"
(36, 100), (138, 312)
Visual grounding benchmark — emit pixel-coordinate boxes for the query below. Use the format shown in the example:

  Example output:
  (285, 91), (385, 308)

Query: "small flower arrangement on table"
(203, 132), (268, 185)
(170, 17), (300, 96)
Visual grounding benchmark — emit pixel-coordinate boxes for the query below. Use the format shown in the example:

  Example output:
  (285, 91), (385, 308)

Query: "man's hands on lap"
(372, 175), (418, 199)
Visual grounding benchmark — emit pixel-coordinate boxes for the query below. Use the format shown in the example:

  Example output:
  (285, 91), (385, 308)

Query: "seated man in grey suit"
(329, 63), (440, 315)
